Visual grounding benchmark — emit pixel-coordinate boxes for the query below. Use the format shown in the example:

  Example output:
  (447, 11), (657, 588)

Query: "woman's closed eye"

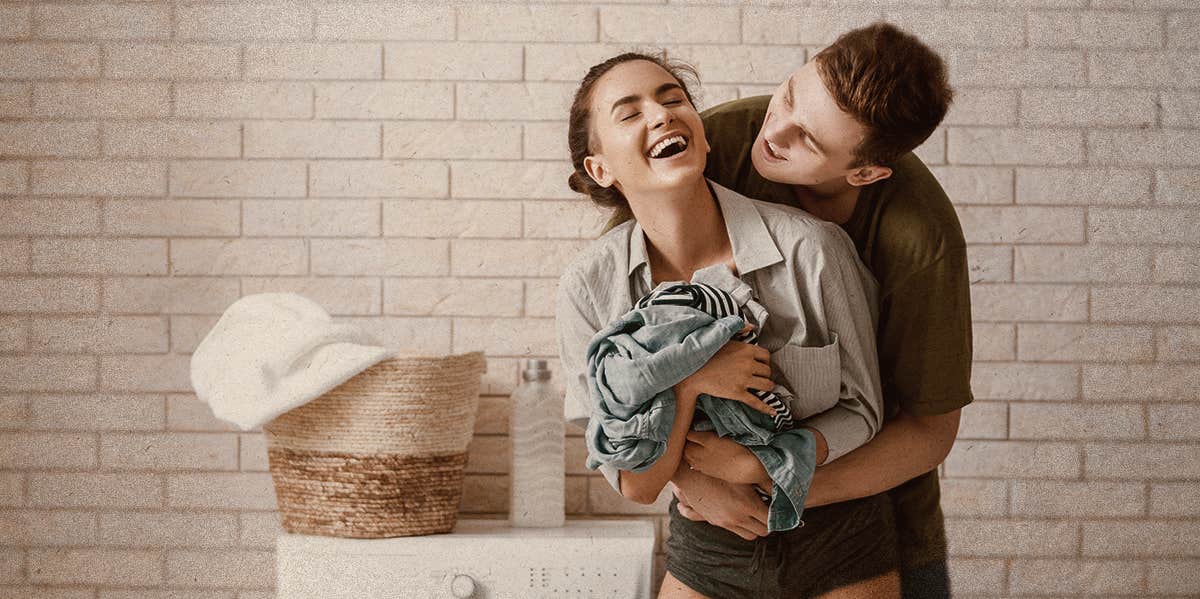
(620, 112), (640, 122)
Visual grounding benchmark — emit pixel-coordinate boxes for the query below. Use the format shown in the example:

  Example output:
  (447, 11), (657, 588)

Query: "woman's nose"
(647, 103), (673, 128)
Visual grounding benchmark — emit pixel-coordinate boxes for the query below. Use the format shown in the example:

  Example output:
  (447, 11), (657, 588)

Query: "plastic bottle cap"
(521, 359), (551, 382)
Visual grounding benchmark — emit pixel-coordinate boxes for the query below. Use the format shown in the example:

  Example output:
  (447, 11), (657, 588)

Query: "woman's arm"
(618, 381), (698, 504)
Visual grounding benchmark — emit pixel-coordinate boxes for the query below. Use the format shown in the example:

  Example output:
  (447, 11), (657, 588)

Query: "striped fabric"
(636, 282), (796, 431)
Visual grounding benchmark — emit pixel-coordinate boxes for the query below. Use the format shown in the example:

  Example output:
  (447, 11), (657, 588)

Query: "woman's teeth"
(649, 136), (688, 158)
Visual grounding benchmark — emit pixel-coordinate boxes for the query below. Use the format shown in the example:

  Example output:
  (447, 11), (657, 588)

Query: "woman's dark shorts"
(665, 492), (899, 599)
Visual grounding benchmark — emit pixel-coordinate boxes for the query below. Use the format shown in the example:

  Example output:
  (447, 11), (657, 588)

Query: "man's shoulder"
(701, 95), (770, 124)
(868, 153), (967, 267)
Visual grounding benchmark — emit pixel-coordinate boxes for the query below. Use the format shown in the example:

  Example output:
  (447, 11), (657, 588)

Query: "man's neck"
(632, 179), (733, 283)
(789, 180), (862, 225)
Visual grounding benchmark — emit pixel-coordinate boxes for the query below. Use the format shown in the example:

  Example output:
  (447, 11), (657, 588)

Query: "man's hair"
(813, 22), (953, 168)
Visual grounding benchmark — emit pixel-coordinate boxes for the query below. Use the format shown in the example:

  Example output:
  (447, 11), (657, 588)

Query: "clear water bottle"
(508, 359), (565, 527)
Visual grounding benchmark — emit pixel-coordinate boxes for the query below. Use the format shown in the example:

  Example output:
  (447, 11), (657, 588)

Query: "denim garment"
(584, 302), (816, 532)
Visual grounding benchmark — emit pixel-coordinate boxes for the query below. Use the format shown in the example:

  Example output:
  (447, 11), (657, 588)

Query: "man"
(666, 22), (972, 598)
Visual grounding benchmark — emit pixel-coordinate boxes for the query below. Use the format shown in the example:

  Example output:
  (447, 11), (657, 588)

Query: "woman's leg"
(658, 571), (713, 599)
(815, 569), (901, 599)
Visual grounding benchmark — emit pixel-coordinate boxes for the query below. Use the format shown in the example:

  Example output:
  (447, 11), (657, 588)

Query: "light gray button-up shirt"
(556, 180), (883, 492)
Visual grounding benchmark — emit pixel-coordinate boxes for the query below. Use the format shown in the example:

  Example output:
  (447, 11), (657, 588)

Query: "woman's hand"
(671, 465), (769, 540)
(683, 430), (772, 488)
(680, 324), (776, 416)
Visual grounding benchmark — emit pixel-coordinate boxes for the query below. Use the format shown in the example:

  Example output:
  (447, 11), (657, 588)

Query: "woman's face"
(583, 60), (710, 200)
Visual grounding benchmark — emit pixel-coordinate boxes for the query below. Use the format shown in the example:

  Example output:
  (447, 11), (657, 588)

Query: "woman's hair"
(566, 51), (700, 230)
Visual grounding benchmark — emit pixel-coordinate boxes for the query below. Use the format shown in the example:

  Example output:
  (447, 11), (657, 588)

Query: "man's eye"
(665, 100), (683, 106)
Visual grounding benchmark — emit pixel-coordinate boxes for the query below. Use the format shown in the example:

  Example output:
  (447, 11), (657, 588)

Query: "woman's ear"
(584, 155), (615, 188)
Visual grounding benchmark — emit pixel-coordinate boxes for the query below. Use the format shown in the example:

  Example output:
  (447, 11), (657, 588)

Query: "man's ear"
(847, 165), (892, 187)
(584, 155), (615, 188)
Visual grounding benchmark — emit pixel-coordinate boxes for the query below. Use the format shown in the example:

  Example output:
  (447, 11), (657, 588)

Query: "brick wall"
(1, 1), (1197, 597)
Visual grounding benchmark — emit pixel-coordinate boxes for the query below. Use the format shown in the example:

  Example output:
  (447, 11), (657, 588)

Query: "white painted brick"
(18, 394), (163, 431)
(465, 436), (511, 474)
(523, 122), (568, 160)
(1091, 207), (1199, 244)
(167, 473), (275, 510)
(0, 278), (98, 314)
(461, 474), (508, 513)
(1090, 130), (1200, 167)
(967, 246), (1012, 283)
(101, 433), (238, 471)
(246, 43), (380, 79)
(33, 82), (170, 118)
(239, 433), (268, 471)
(104, 121), (240, 159)
(0, 5), (30, 38)
(602, 6), (739, 43)
(451, 239), (587, 277)
(457, 82), (575, 121)
(104, 43), (239, 80)
(1017, 323), (1154, 362)
(973, 323), (1015, 360)
(1162, 91), (1200, 127)
(524, 279), (557, 318)
(589, 476), (671, 516)
(913, 128), (947, 165)
(1089, 51), (1200, 88)
(100, 355), (191, 393)
(177, 4), (311, 40)
(99, 512), (237, 548)
(1009, 558), (1144, 595)
(1083, 521), (1200, 557)
(169, 316), (219, 354)
(315, 81), (452, 119)
(948, 127), (1084, 166)
(460, 5), (597, 42)
(1168, 12), (1200, 48)
(239, 511), (283, 547)
(0, 472), (21, 506)
(1150, 483), (1200, 516)
(524, 43), (653, 82)
(523, 201), (608, 239)
(451, 160), (574, 199)
(453, 317), (556, 356)
(243, 199), (379, 237)
(1084, 364), (1200, 401)
(945, 519), (1078, 557)
(947, 49), (1086, 87)
(171, 239), (306, 276)
(385, 121), (521, 160)
(383, 279), (523, 317)
(0, 509), (95, 546)
(166, 550), (273, 588)
(0, 161), (28, 193)
(1014, 245), (1151, 283)
(1086, 442), (1200, 480)
(34, 4), (170, 40)
(31, 239), (166, 276)
(176, 82), (312, 119)
(971, 363), (1079, 400)
(1148, 559), (1200, 595)
(1150, 405), (1200, 440)
(1011, 403), (1144, 440)
(242, 277), (381, 316)
(104, 199), (238, 237)
(943, 89), (1019, 126)
(1022, 89), (1157, 127)
(0, 86), (30, 117)
(337, 317), (452, 355)
(171, 160), (305, 199)
(0, 432), (95, 468)
(1016, 167), (1152, 205)
(930, 166), (1013, 205)
(1157, 248), (1200, 284)
(958, 401), (1007, 439)
(1156, 169), (1200, 205)
(1158, 327), (1200, 362)
(667, 45), (797, 84)
(103, 277), (240, 314)
(167, 393), (238, 432)
(382, 199), (521, 238)
(309, 160), (447, 198)
(956, 206), (1084, 243)
(0, 122), (99, 158)
(315, 4), (453, 40)
(28, 473), (160, 508)
(385, 42), (521, 81)
(970, 283), (1089, 321)
(32, 160), (165, 197)
(0, 240), (30, 274)
(29, 316), (168, 354)
(27, 548), (162, 586)
(0, 317), (27, 352)
(244, 121), (379, 158)
(743, 8), (882, 45)
(947, 558), (1006, 595)
(1093, 285), (1200, 324)
(1028, 11), (1163, 48)
(887, 9), (1024, 47)
(310, 239), (449, 276)
(0, 43), (100, 79)
(0, 549), (20, 583)
(940, 479), (1007, 517)
(945, 440), (1081, 478)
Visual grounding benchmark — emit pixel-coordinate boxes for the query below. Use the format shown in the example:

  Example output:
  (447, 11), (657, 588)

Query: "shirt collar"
(627, 179), (785, 278)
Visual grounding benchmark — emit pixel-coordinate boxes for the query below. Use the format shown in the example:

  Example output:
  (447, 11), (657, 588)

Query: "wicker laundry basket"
(263, 351), (487, 538)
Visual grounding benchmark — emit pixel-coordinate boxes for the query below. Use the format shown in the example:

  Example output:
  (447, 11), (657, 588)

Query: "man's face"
(751, 61), (868, 188)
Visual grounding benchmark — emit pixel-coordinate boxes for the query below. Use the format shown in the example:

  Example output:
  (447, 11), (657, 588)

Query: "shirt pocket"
(770, 334), (841, 420)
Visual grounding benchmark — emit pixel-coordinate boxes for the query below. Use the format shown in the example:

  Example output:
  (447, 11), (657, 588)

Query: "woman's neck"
(628, 177), (733, 283)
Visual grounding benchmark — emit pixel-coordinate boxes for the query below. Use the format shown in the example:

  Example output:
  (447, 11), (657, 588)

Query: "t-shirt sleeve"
(878, 248), (975, 416)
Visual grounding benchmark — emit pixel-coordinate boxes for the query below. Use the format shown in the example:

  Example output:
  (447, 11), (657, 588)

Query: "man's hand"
(671, 465), (769, 540)
(683, 430), (771, 488)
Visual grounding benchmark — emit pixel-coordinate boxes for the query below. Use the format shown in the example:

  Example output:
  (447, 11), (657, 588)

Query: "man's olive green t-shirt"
(701, 95), (974, 569)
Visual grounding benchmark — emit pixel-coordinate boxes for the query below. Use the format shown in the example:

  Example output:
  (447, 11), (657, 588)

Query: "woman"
(555, 52), (900, 598)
